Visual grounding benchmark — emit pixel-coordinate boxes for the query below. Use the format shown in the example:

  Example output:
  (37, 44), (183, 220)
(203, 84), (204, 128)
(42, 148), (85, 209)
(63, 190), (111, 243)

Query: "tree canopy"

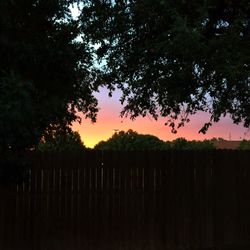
(170, 138), (215, 150)
(0, 0), (98, 153)
(237, 140), (250, 150)
(37, 126), (85, 152)
(80, 0), (250, 133)
(1, 0), (249, 154)
(94, 130), (169, 150)
(94, 130), (215, 150)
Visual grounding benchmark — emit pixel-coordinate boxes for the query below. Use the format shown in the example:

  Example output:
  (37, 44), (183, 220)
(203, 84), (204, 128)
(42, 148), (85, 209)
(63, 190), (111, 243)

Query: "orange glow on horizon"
(72, 88), (248, 148)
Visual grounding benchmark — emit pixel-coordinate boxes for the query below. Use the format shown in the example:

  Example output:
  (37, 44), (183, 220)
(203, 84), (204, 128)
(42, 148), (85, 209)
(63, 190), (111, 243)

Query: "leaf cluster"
(237, 140), (250, 150)
(0, 0), (99, 153)
(169, 137), (215, 150)
(81, 0), (250, 133)
(37, 126), (85, 152)
(95, 129), (169, 151)
(94, 130), (215, 150)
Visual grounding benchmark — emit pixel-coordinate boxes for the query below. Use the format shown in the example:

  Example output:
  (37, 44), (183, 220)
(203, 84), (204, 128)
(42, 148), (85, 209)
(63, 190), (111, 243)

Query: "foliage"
(94, 130), (169, 150)
(237, 140), (250, 150)
(0, 73), (38, 152)
(170, 138), (215, 150)
(94, 130), (215, 150)
(0, 0), (98, 153)
(80, 0), (250, 133)
(37, 126), (85, 152)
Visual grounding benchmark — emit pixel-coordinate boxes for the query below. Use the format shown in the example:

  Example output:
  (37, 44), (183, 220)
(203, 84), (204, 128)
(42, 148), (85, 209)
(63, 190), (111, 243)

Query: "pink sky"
(69, 6), (249, 148)
(72, 87), (249, 148)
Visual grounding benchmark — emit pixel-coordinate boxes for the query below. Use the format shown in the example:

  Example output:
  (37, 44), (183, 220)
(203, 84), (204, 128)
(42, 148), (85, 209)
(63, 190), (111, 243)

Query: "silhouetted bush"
(238, 140), (250, 150)
(94, 130), (169, 151)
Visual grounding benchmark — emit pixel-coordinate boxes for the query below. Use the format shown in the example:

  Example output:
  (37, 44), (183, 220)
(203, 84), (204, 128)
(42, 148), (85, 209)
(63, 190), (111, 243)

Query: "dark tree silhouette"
(0, 0), (98, 153)
(94, 130), (215, 150)
(80, 0), (250, 133)
(94, 130), (169, 150)
(37, 126), (85, 152)
(238, 140), (250, 150)
(170, 138), (215, 150)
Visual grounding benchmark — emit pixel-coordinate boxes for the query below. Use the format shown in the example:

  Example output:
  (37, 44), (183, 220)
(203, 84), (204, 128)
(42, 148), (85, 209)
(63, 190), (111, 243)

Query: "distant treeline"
(38, 129), (250, 151)
(94, 130), (215, 151)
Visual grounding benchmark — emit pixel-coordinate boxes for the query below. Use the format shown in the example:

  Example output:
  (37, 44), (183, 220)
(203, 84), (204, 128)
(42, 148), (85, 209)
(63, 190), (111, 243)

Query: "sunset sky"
(69, 6), (249, 148)
(72, 87), (249, 148)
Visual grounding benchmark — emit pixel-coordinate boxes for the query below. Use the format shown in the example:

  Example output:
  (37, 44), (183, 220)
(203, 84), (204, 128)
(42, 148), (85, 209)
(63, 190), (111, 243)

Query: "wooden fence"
(0, 150), (250, 250)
